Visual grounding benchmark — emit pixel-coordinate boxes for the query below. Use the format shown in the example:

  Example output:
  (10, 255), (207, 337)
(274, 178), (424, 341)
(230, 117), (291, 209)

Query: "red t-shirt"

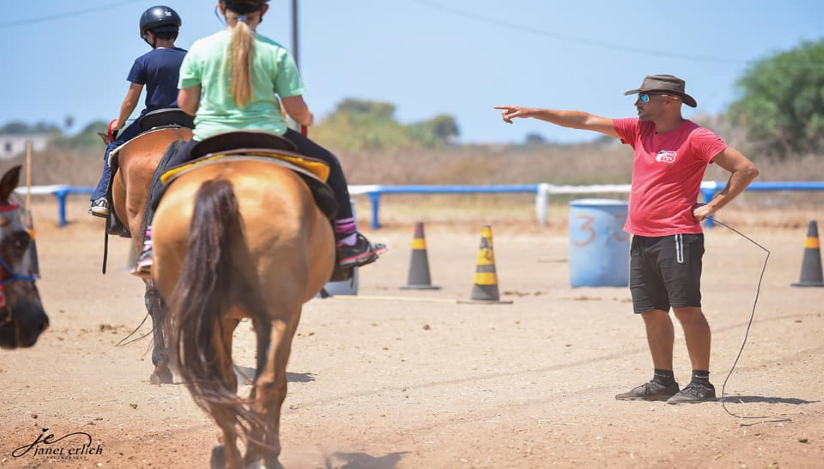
(613, 118), (727, 236)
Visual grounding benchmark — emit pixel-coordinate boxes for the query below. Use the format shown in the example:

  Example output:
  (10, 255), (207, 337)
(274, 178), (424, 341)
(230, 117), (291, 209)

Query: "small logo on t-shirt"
(655, 150), (677, 163)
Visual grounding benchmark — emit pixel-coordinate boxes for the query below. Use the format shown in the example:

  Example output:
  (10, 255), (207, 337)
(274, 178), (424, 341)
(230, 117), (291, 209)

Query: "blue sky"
(1, 0), (822, 144)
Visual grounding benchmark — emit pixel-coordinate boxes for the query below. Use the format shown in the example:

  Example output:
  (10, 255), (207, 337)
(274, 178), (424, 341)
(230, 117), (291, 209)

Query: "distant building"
(0, 133), (49, 159)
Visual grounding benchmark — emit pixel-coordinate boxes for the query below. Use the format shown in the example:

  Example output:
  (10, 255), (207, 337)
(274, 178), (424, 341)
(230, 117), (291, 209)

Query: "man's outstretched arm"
(494, 106), (620, 139)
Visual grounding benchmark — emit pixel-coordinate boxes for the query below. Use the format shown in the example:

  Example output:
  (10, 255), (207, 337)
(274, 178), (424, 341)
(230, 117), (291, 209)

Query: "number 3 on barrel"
(573, 214), (596, 247)
(612, 212), (629, 241)
(573, 213), (629, 247)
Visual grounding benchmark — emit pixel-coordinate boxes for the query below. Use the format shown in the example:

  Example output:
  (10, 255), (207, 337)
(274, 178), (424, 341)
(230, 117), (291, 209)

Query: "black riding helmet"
(139, 6), (182, 46)
(222, 0), (270, 14)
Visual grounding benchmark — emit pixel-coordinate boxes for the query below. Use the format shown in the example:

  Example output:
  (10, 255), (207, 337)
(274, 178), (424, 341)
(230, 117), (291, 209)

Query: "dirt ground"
(1, 198), (822, 469)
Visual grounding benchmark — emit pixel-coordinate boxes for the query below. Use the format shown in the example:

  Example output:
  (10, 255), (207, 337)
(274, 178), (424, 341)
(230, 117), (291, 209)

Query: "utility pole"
(291, 0), (306, 135)
(291, 0), (299, 69)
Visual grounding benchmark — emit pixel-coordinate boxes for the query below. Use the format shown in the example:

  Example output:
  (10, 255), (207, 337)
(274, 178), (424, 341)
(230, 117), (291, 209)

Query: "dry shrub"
(0, 141), (819, 232)
(337, 141), (634, 186)
(1, 147), (101, 186)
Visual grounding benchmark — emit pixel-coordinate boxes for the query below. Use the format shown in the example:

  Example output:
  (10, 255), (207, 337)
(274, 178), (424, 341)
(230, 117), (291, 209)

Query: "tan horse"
(109, 126), (192, 384)
(151, 159), (335, 469)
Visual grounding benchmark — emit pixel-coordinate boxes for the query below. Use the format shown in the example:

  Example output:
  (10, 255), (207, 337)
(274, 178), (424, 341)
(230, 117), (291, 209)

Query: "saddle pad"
(108, 127), (189, 168)
(159, 154), (339, 220)
(160, 149), (330, 185)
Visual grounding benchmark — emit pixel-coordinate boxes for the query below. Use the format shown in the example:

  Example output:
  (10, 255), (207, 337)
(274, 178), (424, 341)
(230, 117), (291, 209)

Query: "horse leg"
(245, 316), (296, 469)
(209, 317), (244, 469)
(145, 281), (173, 384)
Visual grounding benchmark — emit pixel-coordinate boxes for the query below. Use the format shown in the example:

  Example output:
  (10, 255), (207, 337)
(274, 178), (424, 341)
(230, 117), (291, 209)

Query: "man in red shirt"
(495, 74), (759, 404)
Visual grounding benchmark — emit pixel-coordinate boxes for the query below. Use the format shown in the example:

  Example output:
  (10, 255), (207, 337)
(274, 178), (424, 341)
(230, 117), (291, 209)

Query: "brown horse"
(111, 127), (193, 237)
(109, 126), (192, 383)
(151, 159), (335, 468)
(0, 166), (48, 349)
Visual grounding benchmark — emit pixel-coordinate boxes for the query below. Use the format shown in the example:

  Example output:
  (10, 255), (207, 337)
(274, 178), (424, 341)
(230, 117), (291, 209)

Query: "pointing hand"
(493, 105), (532, 124)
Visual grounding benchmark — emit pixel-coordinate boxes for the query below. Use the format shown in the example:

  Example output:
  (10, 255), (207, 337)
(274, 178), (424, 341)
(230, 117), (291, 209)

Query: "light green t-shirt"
(178, 30), (304, 141)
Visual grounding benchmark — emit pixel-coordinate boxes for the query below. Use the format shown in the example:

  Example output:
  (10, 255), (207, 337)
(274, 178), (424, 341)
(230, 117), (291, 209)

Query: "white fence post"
(536, 183), (550, 225)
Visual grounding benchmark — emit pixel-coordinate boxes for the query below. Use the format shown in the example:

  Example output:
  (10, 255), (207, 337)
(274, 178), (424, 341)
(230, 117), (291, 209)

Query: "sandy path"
(1, 199), (821, 468)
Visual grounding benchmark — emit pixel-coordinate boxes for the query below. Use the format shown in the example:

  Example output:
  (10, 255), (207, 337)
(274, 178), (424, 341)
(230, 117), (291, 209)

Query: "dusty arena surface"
(1, 198), (822, 469)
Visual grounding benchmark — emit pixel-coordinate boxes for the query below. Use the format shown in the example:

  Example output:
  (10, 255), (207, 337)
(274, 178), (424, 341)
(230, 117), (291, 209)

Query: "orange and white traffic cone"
(792, 220), (824, 287)
(461, 225), (512, 304)
(400, 222), (440, 290)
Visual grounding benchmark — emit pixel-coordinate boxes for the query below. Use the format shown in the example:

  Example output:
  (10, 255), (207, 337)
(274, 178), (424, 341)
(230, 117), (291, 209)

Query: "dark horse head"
(0, 166), (48, 349)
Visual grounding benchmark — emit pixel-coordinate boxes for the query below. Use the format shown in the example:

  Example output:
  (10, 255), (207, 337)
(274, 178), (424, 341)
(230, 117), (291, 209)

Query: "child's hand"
(111, 119), (123, 131)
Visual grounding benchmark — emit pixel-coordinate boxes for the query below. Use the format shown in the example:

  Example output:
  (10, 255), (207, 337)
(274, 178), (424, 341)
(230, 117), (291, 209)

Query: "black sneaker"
(338, 233), (384, 268)
(130, 247), (153, 279)
(666, 382), (716, 404)
(89, 198), (110, 218)
(615, 380), (680, 401)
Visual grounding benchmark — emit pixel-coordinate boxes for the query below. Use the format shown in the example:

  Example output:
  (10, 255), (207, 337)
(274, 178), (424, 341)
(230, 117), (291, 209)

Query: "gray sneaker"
(615, 380), (680, 401)
(88, 197), (110, 218)
(666, 382), (716, 405)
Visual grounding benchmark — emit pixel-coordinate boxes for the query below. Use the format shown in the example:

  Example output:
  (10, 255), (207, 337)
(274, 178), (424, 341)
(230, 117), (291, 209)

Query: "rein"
(0, 257), (36, 285)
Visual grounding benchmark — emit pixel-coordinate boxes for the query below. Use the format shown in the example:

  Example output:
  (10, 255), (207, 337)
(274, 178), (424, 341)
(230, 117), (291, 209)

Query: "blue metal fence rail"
(18, 181), (824, 228)
(351, 184), (539, 229)
(14, 185), (93, 227)
(699, 181), (824, 227)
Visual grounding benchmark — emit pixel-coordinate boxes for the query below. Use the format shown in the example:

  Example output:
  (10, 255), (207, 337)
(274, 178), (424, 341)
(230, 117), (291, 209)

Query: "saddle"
(139, 108), (194, 132)
(105, 109), (195, 237)
(159, 130), (338, 219)
(158, 130), (350, 282)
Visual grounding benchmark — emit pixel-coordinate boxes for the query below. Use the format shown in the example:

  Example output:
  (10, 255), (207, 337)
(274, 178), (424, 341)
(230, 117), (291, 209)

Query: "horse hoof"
(210, 446), (226, 469)
(150, 367), (174, 384)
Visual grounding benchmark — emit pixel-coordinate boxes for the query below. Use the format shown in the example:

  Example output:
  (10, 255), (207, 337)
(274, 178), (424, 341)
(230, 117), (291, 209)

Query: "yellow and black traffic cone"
(400, 222), (440, 290)
(792, 220), (824, 287)
(462, 225), (512, 304)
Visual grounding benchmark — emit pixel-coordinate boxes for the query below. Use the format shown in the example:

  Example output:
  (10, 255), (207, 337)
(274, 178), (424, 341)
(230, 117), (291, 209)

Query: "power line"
(0, 0), (134, 29)
(411, 0), (748, 65)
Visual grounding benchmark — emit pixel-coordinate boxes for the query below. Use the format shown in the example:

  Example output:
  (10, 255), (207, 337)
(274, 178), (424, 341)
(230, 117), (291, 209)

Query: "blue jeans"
(91, 122), (142, 200)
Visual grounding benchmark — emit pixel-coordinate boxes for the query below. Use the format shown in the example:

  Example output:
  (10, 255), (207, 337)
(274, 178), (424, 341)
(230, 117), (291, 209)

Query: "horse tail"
(164, 178), (268, 447)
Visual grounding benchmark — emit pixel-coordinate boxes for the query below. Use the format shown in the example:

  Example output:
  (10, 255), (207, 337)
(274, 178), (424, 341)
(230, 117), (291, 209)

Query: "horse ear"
(0, 165), (22, 204)
(97, 132), (111, 145)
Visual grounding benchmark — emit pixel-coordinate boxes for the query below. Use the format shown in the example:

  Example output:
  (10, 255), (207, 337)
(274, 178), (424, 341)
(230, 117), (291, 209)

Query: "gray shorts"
(630, 234), (704, 314)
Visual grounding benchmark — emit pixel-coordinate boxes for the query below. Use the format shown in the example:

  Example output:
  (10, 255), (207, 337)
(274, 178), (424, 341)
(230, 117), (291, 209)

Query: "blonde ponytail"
(224, 10), (260, 108)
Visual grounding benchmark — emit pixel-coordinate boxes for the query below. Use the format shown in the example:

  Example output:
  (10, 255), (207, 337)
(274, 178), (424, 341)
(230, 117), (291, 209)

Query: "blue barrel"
(568, 199), (630, 287)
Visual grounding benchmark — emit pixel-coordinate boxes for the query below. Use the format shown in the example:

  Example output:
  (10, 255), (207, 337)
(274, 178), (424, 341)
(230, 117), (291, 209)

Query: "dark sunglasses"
(638, 93), (672, 103)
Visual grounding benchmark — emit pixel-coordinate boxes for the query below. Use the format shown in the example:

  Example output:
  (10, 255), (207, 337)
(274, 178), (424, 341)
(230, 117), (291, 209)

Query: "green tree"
(730, 39), (824, 158)
(0, 121), (60, 134)
(405, 115), (460, 147)
(0, 122), (31, 134)
(335, 99), (397, 120)
(525, 132), (547, 145)
(312, 98), (462, 151)
(313, 99), (412, 151)
(51, 120), (108, 149)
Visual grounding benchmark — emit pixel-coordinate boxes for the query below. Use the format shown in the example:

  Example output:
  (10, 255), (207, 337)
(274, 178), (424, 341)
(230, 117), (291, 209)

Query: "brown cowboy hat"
(624, 74), (697, 107)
